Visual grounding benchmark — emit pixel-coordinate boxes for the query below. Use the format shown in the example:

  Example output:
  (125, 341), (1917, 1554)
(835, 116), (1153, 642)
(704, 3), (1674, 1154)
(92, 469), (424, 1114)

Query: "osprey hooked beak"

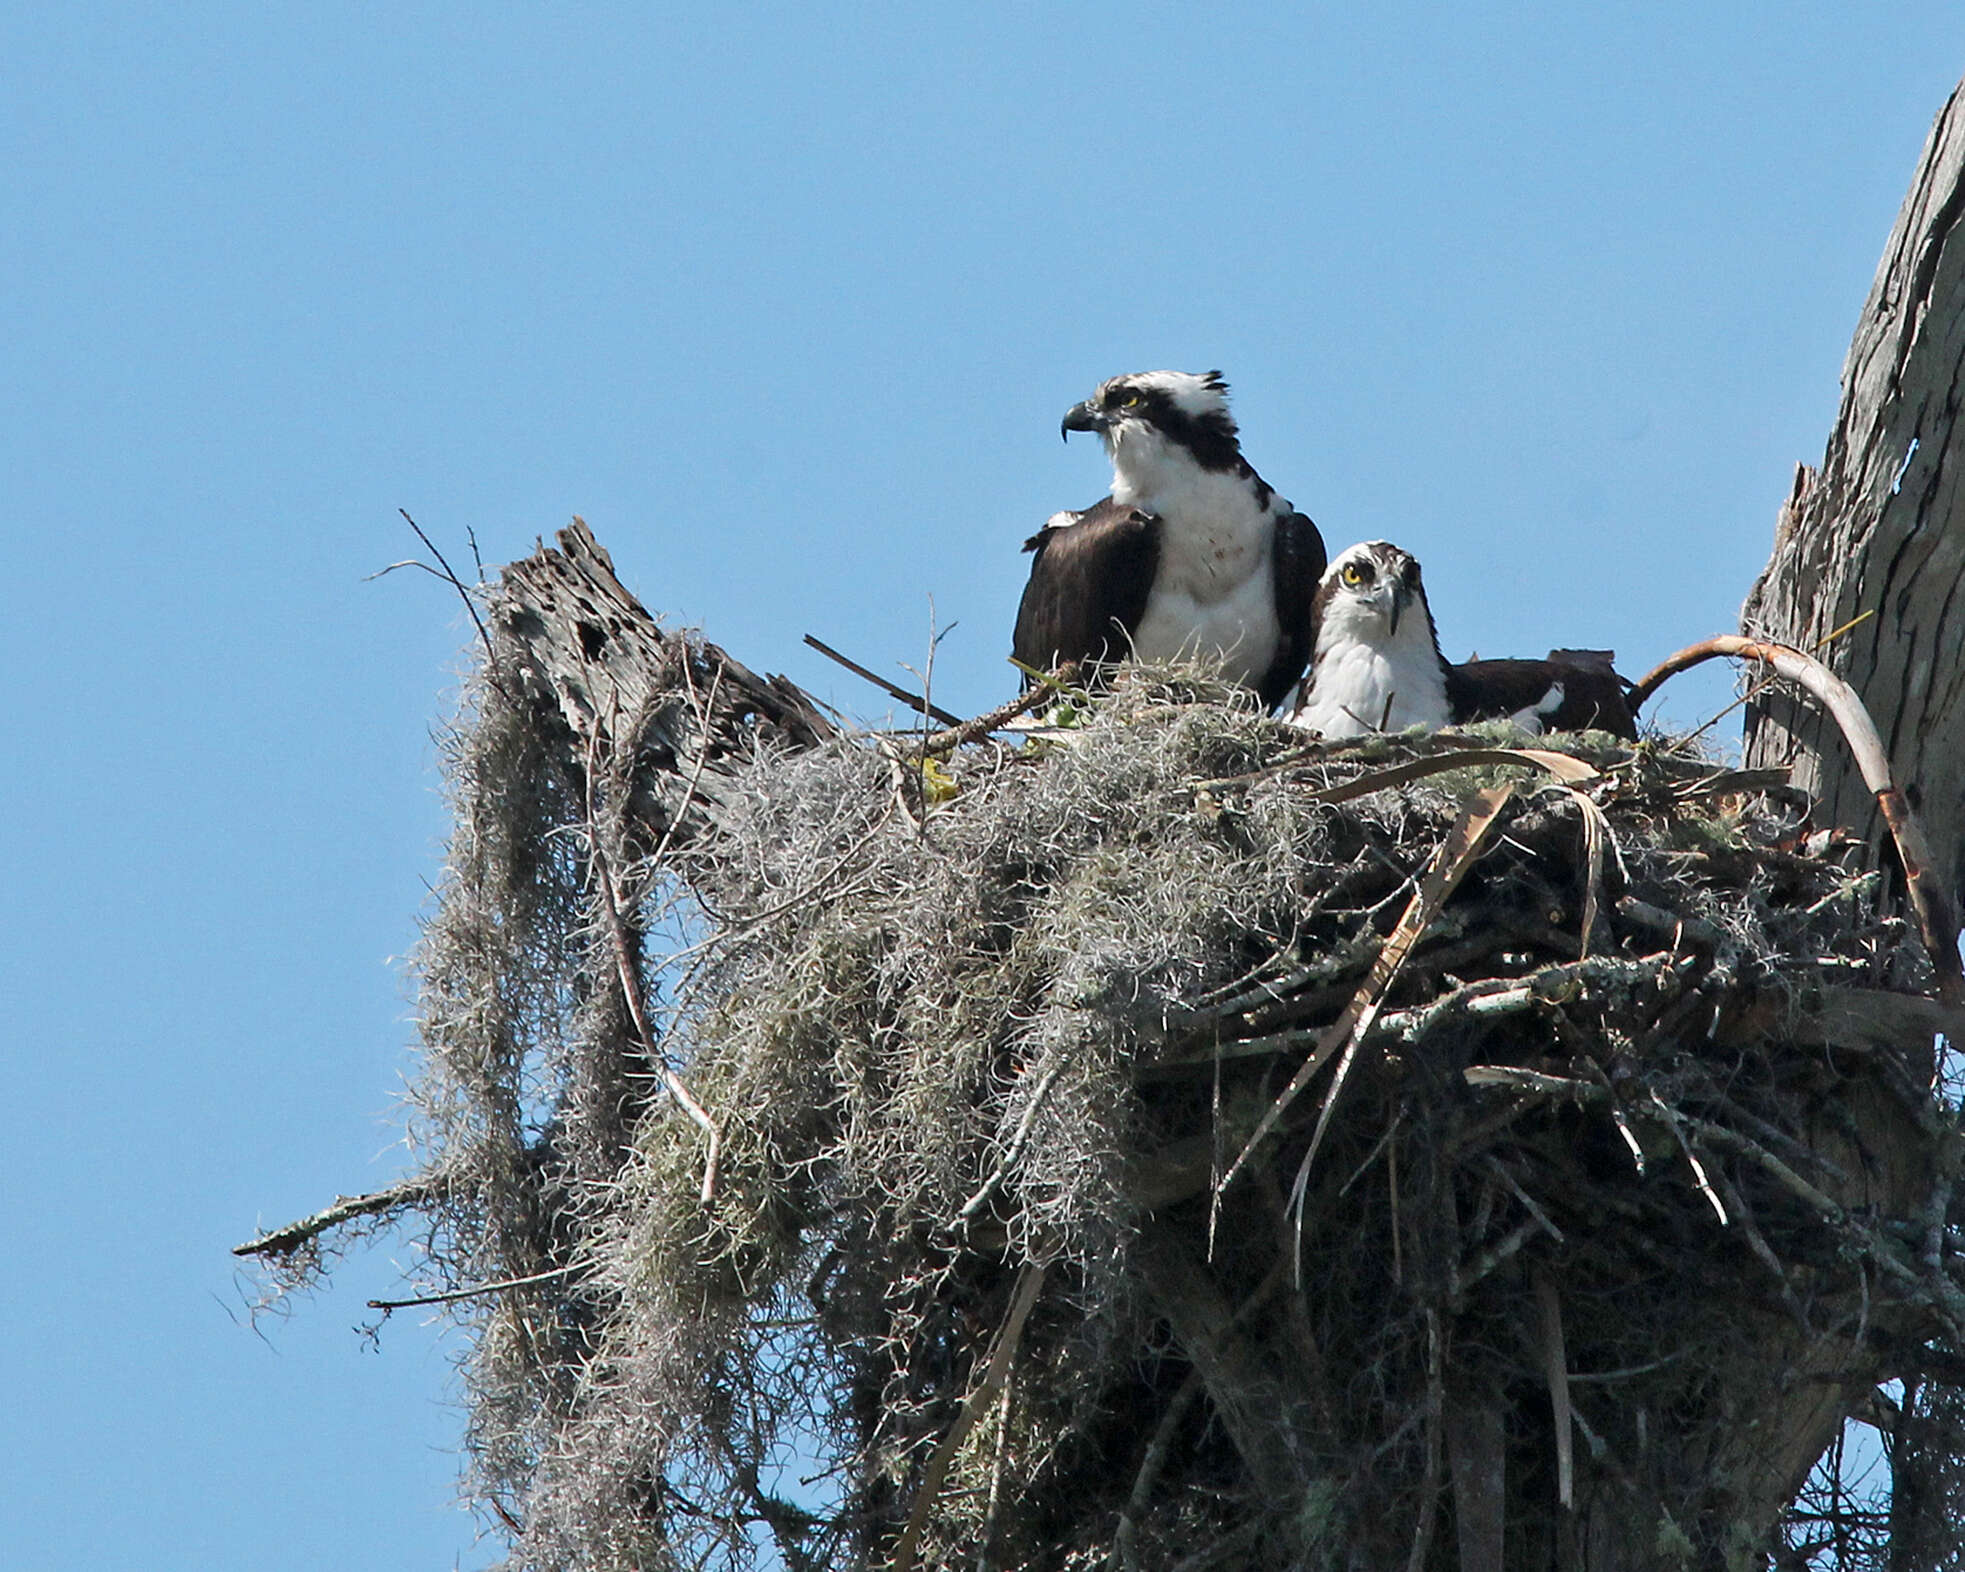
(1060, 399), (1110, 442)
(1382, 577), (1410, 638)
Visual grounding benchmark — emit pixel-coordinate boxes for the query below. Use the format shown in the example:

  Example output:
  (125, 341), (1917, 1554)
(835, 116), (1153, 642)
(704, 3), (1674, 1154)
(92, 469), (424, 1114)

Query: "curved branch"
(1631, 635), (1960, 997)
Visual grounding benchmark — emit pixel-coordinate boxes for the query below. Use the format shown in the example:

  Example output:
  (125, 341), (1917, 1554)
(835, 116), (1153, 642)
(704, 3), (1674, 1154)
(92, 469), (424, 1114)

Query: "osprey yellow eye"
(1123, 394), (1143, 409)
(1341, 563), (1367, 587)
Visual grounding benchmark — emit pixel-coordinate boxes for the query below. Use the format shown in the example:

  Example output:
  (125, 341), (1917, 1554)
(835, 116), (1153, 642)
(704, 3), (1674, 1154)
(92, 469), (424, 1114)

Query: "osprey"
(1011, 370), (1326, 710)
(1286, 541), (1638, 739)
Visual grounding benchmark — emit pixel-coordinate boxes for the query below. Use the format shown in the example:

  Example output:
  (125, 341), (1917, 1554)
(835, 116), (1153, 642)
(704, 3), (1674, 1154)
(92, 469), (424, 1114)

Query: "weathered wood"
(1723, 93), (1965, 1564)
(1444, 1393), (1506, 1572)
(495, 517), (832, 848)
(1131, 1236), (1317, 1507)
(1744, 83), (1965, 918)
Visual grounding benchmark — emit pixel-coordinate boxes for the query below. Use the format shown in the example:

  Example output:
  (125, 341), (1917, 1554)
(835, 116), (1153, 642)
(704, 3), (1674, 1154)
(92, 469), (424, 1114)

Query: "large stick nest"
(400, 643), (1961, 1570)
(268, 560), (1964, 1571)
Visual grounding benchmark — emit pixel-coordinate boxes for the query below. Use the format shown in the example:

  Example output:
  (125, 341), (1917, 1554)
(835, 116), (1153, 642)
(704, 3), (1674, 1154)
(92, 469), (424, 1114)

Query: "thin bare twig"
(1650, 1091), (1729, 1226)
(962, 1055), (1072, 1221)
(393, 508), (508, 700)
(1279, 787), (1517, 1272)
(368, 1261), (584, 1311)
(1463, 1063), (1608, 1102)
(1534, 1271), (1574, 1510)
(804, 634), (964, 727)
(1405, 1309), (1445, 1572)
(1109, 1369), (1205, 1572)
(1006, 655), (1094, 703)
(975, 1378), (1015, 1572)
(1458, 1216), (1544, 1295)
(586, 674), (727, 1201)
(920, 662), (1083, 756)
(1217, 785), (1516, 1219)
(1284, 747), (1596, 809)
(1485, 1155), (1565, 1244)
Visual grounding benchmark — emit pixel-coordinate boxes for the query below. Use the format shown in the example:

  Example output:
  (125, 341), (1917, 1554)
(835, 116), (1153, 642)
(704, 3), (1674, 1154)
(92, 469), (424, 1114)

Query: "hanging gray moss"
(239, 528), (1965, 1572)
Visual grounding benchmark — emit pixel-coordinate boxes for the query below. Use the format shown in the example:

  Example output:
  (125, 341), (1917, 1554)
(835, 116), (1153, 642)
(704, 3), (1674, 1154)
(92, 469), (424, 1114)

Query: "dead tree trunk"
(1727, 74), (1965, 1572)
(1744, 80), (1965, 916)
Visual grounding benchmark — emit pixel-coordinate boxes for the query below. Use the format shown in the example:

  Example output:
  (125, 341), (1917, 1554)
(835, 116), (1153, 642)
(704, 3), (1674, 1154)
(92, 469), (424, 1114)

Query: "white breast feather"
(1289, 599), (1449, 739)
(1108, 428), (1284, 685)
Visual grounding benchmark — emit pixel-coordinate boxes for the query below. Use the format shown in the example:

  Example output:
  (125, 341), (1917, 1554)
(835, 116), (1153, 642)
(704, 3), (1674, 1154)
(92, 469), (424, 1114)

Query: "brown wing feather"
(1445, 653), (1638, 739)
(1011, 499), (1160, 685)
(1257, 510), (1328, 711)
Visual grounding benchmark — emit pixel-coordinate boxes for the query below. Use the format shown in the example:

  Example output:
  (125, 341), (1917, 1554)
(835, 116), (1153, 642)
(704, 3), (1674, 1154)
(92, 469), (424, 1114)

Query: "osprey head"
(1291, 540), (1451, 738)
(1314, 541), (1431, 642)
(1060, 370), (1243, 471)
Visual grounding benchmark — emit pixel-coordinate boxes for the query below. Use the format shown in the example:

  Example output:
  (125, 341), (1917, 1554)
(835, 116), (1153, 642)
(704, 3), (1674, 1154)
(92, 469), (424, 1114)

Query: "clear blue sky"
(4, 6), (1959, 1567)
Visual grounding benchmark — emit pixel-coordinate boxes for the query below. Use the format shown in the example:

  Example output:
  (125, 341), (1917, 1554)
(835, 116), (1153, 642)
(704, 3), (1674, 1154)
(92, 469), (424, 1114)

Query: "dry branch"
(233, 1178), (439, 1259)
(802, 633), (965, 728)
(890, 1262), (1048, 1572)
(918, 661), (1081, 756)
(499, 517), (832, 848)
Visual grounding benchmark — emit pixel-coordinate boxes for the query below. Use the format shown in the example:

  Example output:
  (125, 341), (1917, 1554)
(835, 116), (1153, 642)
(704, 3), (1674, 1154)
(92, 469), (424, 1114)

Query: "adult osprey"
(1286, 541), (1637, 739)
(1011, 370), (1326, 710)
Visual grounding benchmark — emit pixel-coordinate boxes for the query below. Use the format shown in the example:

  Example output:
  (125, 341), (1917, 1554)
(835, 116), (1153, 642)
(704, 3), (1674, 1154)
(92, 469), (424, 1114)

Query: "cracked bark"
(1744, 81), (1965, 921)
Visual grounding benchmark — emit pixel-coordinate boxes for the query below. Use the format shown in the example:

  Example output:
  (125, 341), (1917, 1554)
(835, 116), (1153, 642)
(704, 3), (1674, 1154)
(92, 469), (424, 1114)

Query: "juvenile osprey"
(1011, 370), (1326, 710)
(1449, 650), (1637, 739)
(1286, 541), (1637, 739)
(1288, 542), (1451, 738)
